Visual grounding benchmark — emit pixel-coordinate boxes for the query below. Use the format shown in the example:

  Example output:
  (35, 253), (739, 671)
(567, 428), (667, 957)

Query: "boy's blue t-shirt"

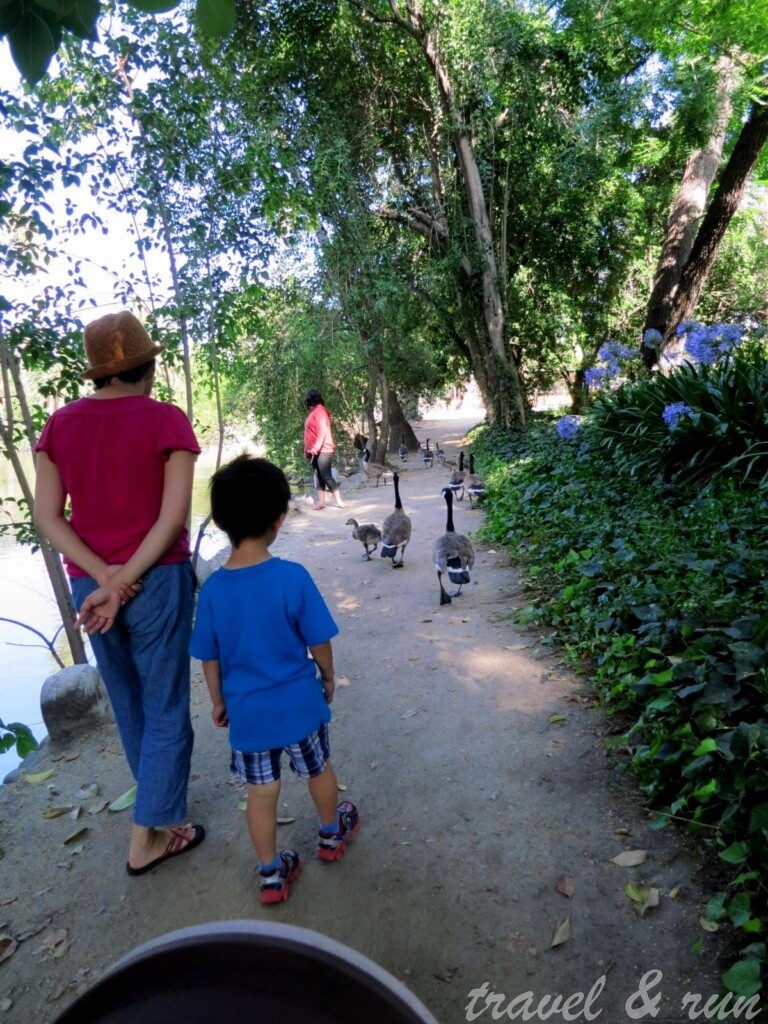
(189, 557), (339, 751)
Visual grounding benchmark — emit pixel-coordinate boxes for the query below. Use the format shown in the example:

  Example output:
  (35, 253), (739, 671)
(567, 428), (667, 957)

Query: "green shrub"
(473, 421), (768, 996)
(588, 343), (768, 488)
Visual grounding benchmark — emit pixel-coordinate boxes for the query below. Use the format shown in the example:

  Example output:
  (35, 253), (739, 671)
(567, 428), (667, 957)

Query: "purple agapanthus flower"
(678, 321), (745, 365)
(585, 340), (638, 390)
(556, 415), (582, 440)
(642, 328), (662, 348)
(662, 402), (694, 431)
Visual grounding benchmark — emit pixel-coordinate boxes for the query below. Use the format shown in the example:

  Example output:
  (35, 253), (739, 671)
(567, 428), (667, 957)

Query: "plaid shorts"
(231, 723), (331, 784)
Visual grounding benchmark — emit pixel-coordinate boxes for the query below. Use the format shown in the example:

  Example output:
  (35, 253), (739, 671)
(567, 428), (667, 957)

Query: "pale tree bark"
(385, 0), (526, 429)
(664, 100), (768, 345)
(643, 57), (739, 366)
(0, 338), (86, 665)
(116, 55), (193, 419)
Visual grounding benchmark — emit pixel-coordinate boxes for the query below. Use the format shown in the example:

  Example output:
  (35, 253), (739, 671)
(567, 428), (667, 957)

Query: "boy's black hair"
(210, 455), (291, 547)
(93, 359), (156, 390)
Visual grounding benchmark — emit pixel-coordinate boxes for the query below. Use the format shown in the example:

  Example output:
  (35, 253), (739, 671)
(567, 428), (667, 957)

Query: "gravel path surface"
(0, 413), (722, 1023)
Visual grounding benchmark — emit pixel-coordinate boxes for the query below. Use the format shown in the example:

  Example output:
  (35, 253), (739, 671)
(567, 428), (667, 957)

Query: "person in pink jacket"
(303, 389), (346, 510)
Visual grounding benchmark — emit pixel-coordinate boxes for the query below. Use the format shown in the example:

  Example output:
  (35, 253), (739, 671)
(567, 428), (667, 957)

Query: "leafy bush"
(473, 421), (768, 996)
(0, 719), (38, 759)
(588, 341), (768, 488)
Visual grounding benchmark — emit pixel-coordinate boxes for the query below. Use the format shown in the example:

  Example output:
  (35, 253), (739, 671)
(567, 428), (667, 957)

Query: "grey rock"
(194, 545), (231, 587)
(40, 664), (113, 747)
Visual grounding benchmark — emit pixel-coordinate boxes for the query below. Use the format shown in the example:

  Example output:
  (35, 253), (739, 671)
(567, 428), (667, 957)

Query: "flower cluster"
(642, 328), (662, 349)
(662, 402), (694, 431)
(676, 321), (745, 365)
(584, 341), (637, 390)
(556, 415), (582, 440)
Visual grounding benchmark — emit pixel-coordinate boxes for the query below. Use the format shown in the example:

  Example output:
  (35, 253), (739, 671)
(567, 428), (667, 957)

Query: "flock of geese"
(347, 440), (486, 606)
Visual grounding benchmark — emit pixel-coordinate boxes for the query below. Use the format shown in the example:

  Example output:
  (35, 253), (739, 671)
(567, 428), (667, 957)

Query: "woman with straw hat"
(34, 311), (206, 875)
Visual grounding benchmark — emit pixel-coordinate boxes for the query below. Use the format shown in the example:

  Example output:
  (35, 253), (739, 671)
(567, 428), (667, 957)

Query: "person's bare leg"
(246, 780), (281, 864)
(308, 761), (340, 823)
(331, 488), (346, 509)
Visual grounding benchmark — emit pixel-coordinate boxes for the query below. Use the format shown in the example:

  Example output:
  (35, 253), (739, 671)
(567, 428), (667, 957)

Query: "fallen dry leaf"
(62, 827), (89, 846)
(39, 928), (69, 959)
(433, 966), (459, 983)
(337, 783), (347, 792)
(615, 828), (631, 836)
(23, 770), (55, 785)
(15, 916), (53, 941)
(41, 807), (73, 819)
(625, 884), (659, 916)
(63, 752), (81, 762)
(276, 817), (297, 825)
(550, 917), (571, 947)
(548, 713), (567, 724)
(669, 884), (682, 900)
(0, 936), (18, 964)
(699, 916), (719, 932)
(107, 785), (136, 812)
(611, 849), (648, 867)
(504, 642), (530, 651)
(555, 875), (576, 898)
(400, 709), (418, 719)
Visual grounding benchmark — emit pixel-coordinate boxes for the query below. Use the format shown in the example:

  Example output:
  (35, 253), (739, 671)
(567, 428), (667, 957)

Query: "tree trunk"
(643, 58), (738, 366)
(386, 389), (420, 452)
(389, 0), (526, 430)
(117, 56), (193, 419)
(0, 338), (86, 665)
(376, 365), (391, 463)
(664, 101), (768, 343)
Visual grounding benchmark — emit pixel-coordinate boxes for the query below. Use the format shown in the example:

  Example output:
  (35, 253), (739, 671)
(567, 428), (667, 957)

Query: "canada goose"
(434, 440), (445, 465)
(360, 447), (388, 487)
(421, 438), (434, 468)
(434, 487), (474, 605)
(448, 450), (466, 501)
(442, 452), (457, 472)
(345, 518), (382, 560)
(465, 453), (486, 507)
(380, 471), (411, 568)
(398, 434), (408, 463)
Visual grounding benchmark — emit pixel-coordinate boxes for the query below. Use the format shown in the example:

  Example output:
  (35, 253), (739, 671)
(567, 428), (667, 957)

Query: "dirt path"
(0, 414), (723, 1023)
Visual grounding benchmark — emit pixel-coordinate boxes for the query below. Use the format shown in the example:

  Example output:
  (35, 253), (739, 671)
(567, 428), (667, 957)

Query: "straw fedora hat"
(81, 311), (165, 381)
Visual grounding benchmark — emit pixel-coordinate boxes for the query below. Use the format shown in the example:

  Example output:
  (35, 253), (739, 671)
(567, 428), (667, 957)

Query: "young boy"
(189, 455), (359, 904)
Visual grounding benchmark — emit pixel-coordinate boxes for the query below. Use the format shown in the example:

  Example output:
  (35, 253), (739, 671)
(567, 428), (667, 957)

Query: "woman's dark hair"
(93, 359), (156, 391)
(304, 388), (324, 408)
(210, 455), (291, 547)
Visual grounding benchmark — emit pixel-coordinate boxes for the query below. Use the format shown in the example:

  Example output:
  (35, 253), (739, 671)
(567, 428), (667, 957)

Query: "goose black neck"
(393, 473), (402, 509)
(458, 451), (464, 471)
(469, 453), (475, 473)
(444, 488), (455, 532)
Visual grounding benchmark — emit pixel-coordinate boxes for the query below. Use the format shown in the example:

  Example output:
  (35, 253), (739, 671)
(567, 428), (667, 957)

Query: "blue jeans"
(71, 562), (196, 828)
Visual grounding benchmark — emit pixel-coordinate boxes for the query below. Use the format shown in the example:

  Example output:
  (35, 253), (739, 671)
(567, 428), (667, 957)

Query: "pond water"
(0, 451), (230, 781)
